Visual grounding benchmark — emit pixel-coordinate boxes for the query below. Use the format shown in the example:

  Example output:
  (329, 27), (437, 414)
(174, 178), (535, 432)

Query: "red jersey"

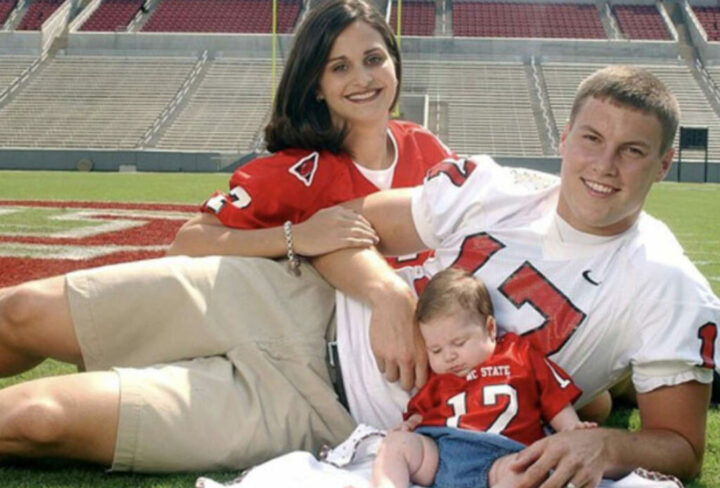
(202, 120), (453, 268)
(406, 333), (581, 446)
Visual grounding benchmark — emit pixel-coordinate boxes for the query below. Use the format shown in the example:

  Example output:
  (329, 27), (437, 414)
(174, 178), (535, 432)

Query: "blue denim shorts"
(415, 426), (525, 488)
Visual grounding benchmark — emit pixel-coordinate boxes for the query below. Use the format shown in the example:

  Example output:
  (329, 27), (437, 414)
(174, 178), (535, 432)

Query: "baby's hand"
(570, 421), (598, 431)
(393, 413), (423, 432)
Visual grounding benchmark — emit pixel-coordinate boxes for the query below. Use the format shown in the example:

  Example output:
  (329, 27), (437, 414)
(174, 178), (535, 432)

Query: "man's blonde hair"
(570, 66), (680, 154)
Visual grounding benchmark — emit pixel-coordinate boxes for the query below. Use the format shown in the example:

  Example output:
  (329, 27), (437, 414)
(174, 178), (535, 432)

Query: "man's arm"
(340, 188), (425, 257)
(510, 381), (710, 487)
(313, 247), (428, 391)
(314, 188), (430, 390)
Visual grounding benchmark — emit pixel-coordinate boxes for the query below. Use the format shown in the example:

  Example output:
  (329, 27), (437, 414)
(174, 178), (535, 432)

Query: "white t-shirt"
(352, 128), (399, 191)
(337, 155), (719, 428)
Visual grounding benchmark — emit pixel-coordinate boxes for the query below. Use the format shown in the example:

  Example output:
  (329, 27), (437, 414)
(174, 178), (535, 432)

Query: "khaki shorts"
(66, 255), (355, 472)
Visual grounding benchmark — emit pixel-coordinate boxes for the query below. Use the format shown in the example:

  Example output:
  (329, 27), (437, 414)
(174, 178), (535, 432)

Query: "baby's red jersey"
(406, 333), (581, 445)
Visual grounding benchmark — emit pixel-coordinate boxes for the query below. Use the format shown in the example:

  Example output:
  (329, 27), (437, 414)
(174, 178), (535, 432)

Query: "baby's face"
(420, 310), (496, 378)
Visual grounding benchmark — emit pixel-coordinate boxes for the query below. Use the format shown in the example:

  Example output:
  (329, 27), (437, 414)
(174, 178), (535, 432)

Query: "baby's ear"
(486, 316), (497, 339)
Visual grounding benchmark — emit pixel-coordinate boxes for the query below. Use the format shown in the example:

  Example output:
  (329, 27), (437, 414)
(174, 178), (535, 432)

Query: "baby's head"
(416, 268), (496, 377)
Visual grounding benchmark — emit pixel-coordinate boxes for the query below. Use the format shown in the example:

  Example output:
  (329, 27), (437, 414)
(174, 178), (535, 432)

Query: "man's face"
(557, 96), (674, 236)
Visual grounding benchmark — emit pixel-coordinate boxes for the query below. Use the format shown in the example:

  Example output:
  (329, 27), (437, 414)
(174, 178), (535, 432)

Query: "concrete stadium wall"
(489, 157), (720, 182)
(0, 32), (42, 55)
(0, 150), (716, 182)
(62, 31), (680, 62)
(65, 32), (296, 58)
(0, 149), (234, 172)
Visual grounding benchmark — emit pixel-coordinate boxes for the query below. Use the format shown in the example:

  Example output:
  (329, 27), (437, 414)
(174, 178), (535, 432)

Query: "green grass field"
(0, 171), (718, 488)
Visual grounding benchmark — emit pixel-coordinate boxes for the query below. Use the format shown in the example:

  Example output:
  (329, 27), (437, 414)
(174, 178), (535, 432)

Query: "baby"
(372, 267), (595, 488)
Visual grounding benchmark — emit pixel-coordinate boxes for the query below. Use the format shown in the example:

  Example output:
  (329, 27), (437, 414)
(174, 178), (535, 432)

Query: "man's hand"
(509, 428), (613, 488)
(368, 278), (428, 391)
(508, 380), (711, 487)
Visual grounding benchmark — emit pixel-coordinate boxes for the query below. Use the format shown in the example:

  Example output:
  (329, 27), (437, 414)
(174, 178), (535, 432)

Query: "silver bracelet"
(283, 220), (301, 276)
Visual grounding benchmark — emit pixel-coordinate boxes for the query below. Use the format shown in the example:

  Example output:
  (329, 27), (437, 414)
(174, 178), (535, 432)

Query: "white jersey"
(337, 155), (719, 428)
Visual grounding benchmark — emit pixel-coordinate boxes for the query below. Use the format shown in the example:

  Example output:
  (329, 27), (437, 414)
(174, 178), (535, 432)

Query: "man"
(314, 65), (720, 486)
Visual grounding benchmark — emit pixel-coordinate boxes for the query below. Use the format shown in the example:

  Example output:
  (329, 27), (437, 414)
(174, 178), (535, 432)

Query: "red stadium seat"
(612, 5), (670, 40)
(141, 0), (301, 33)
(693, 6), (720, 42)
(453, 1), (606, 39)
(0, 0), (17, 26)
(17, 0), (64, 30)
(80, 0), (145, 32)
(390, 0), (435, 36)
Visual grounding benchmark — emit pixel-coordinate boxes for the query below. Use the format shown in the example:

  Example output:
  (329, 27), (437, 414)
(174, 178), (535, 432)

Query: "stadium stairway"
(3, 0), (27, 30)
(0, 53), (50, 112)
(665, 1), (720, 127)
(596, 0), (622, 40)
(127, 0), (158, 32)
(435, 0), (450, 36)
(526, 59), (559, 156)
(136, 50), (211, 148)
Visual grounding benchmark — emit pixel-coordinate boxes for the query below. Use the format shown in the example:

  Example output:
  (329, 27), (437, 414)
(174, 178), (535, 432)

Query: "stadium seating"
(692, 5), (720, 42)
(142, 0), (302, 33)
(80, 0), (145, 32)
(612, 4), (670, 40)
(389, 0), (435, 36)
(403, 60), (544, 156)
(308, 0), (386, 12)
(17, 0), (64, 30)
(542, 62), (720, 160)
(0, 0), (17, 27)
(155, 58), (277, 152)
(453, 1), (606, 39)
(0, 55), (196, 149)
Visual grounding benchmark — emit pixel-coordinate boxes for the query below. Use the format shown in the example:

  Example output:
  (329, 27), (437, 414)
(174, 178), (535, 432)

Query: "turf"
(0, 170), (228, 204)
(0, 171), (718, 487)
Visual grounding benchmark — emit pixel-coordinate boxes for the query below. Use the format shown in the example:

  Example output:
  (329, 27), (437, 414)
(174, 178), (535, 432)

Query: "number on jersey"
(446, 385), (518, 435)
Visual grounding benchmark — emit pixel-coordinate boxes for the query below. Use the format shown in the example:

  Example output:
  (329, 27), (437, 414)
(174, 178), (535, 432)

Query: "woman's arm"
(167, 206), (378, 258)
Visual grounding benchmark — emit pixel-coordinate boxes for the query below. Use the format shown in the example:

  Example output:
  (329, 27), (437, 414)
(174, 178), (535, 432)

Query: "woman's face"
(316, 20), (398, 129)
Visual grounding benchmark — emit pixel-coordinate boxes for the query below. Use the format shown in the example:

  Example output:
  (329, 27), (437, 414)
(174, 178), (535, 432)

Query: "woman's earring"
(316, 93), (324, 101)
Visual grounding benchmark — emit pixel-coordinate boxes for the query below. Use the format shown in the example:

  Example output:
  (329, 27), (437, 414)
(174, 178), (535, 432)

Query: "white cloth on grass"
(195, 424), (684, 488)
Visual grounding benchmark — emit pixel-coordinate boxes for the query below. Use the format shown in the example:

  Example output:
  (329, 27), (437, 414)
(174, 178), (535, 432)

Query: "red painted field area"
(0, 200), (196, 287)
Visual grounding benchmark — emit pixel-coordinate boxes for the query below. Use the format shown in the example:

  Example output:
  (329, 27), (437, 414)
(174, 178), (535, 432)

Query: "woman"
(0, 0), (452, 474)
(168, 0), (450, 269)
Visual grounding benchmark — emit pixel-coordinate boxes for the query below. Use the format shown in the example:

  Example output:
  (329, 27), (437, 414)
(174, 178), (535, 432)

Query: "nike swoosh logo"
(582, 270), (601, 286)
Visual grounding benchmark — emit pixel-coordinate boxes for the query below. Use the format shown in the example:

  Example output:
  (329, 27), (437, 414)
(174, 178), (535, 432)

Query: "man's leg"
(0, 371), (119, 464)
(0, 276), (82, 376)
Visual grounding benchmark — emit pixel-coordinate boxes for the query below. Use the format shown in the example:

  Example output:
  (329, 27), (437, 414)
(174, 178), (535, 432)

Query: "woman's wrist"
(283, 221), (302, 276)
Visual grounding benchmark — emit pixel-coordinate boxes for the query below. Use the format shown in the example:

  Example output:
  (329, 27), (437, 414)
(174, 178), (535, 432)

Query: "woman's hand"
(293, 206), (379, 256)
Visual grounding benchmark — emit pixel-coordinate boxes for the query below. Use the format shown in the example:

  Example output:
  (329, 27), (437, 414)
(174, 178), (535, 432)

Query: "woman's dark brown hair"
(264, 0), (401, 154)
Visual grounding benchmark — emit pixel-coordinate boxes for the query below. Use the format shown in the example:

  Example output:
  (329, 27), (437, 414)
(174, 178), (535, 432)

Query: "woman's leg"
(0, 276), (82, 376)
(0, 371), (119, 464)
